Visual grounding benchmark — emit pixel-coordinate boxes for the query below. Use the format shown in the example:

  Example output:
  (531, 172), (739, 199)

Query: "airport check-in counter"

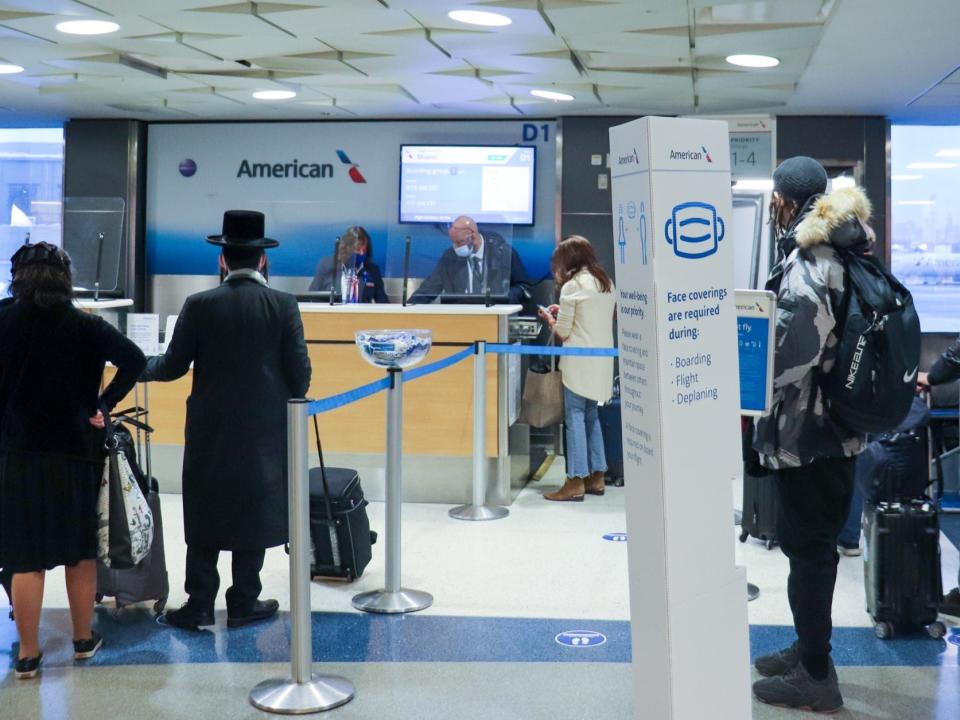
(105, 303), (533, 506)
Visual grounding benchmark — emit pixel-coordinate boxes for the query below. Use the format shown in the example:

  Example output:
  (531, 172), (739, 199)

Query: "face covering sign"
(609, 117), (750, 720)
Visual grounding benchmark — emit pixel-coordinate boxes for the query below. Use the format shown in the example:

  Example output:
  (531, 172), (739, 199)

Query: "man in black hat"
(143, 210), (311, 630)
(751, 159), (872, 712)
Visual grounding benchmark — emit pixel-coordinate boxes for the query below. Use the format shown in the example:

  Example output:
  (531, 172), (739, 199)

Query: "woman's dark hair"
(551, 235), (613, 293)
(9, 243), (73, 307)
(339, 225), (372, 263)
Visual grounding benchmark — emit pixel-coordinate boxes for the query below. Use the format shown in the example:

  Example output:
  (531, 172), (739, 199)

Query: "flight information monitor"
(399, 145), (536, 225)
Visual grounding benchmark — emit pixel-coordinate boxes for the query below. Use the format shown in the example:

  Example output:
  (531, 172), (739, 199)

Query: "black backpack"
(820, 251), (921, 434)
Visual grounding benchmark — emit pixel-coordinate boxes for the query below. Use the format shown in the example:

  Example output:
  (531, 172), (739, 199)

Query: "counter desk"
(105, 303), (531, 506)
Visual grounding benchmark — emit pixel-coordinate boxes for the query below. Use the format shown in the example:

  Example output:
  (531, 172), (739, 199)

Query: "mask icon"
(664, 201), (725, 259)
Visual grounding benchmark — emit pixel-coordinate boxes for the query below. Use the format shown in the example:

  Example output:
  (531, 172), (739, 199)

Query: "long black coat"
(143, 274), (311, 551)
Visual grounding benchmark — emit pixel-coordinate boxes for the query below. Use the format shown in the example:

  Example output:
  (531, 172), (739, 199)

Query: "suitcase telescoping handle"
(312, 415), (337, 524)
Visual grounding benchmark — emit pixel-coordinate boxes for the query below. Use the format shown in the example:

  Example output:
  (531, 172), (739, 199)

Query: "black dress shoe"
(163, 603), (215, 630)
(228, 599), (279, 629)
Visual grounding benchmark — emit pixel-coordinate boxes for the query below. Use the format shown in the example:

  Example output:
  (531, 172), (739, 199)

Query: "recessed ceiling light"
(56, 20), (120, 35)
(725, 54), (780, 68)
(531, 89), (574, 102)
(0, 63), (24, 74)
(448, 10), (512, 27)
(892, 174), (923, 181)
(252, 90), (296, 100)
(934, 149), (960, 157)
(907, 162), (957, 170)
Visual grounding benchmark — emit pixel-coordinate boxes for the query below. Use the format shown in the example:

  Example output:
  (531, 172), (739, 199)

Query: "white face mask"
(453, 243), (472, 258)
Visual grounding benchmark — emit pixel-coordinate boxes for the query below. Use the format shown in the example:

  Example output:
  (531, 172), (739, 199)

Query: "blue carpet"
(1, 610), (958, 670)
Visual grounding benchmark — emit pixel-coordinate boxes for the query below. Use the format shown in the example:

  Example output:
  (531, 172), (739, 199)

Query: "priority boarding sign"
(609, 117), (751, 720)
(736, 289), (777, 415)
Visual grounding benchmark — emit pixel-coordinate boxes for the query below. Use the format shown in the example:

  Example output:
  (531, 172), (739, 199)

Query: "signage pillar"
(609, 117), (751, 720)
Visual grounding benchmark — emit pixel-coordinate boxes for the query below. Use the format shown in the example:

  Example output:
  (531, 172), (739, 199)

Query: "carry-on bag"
(598, 382), (624, 486)
(739, 418), (778, 549)
(96, 401), (170, 613)
(863, 395), (930, 503)
(518, 338), (564, 428)
(309, 416), (377, 581)
(863, 496), (945, 640)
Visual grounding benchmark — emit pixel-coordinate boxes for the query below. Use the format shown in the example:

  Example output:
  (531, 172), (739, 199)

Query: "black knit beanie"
(772, 156), (828, 203)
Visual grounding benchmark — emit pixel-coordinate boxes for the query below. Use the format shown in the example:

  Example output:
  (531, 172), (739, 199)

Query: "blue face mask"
(453, 243), (472, 258)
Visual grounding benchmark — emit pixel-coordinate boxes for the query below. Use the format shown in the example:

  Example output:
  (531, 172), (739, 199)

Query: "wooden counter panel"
(104, 348), (497, 457)
(301, 312), (499, 344)
(308, 344), (497, 457)
(103, 367), (192, 446)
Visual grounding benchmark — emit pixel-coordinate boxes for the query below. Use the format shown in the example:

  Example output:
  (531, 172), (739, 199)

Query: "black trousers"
(185, 545), (265, 614)
(775, 457), (855, 676)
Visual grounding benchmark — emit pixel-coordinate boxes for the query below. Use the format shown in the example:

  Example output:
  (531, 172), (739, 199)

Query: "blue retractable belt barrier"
(307, 376), (392, 416)
(306, 345), (475, 416)
(485, 343), (619, 357)
(405, 345), (475, 382)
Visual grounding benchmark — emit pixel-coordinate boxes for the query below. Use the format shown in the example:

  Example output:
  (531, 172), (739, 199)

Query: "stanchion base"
(249, 674), (355, 715)
(352, 588), (433, 614)
(747, 583), (760, 602)
(448, 504), (509, 521)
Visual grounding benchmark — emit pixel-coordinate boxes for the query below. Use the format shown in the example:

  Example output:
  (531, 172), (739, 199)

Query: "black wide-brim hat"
(207, 209), (279, 248)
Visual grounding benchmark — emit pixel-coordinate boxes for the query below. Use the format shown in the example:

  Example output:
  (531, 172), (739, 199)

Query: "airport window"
(891, 124), (960, 333)
(0, 127), (64, 295)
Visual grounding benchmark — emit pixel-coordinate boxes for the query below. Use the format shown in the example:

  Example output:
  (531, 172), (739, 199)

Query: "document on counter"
(160, 314), (178, 353)
(127, 313), (160, 356)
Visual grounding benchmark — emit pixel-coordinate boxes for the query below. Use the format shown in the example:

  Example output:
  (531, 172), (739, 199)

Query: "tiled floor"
(2, 465), (959, 719)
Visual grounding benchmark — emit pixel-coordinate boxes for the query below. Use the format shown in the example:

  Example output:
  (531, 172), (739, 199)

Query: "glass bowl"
(355, 329), (432, 369)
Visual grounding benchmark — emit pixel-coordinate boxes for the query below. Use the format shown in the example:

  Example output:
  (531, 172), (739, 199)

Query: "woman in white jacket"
(538, 235), (616, 502)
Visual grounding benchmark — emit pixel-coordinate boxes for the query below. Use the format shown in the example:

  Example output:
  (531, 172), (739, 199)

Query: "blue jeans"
(563, 386), (607, 479)
(838, 444), (878, 547)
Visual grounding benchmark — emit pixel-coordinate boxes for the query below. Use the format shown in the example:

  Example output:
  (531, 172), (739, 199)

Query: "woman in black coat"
(0, 243), (145, 678)
(308, 225), (389, 303)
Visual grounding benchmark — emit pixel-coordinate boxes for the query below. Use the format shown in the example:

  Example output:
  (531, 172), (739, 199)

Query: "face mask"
(454, 243), (472, 258)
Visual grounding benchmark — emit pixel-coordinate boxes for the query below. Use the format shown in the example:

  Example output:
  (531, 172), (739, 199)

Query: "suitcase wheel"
(153, 598), (167, 615)
(95, 593), (104, 604)
(927, 621), (946, 640)
(874, 621), (895, 640)
(738, 531), (748, 543)
(765, 539), (776, 551)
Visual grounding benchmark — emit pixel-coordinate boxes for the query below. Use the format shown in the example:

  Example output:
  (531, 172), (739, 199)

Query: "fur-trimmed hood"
(795, 186), (873, 250)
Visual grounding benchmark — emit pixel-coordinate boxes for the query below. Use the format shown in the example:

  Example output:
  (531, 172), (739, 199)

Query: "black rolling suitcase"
(599, 392), (624, 487)
(864, 498), (945, 639)
(739, 418), (778, 549)
(96, 400), (170, 614)
(309, 417), (376, 581)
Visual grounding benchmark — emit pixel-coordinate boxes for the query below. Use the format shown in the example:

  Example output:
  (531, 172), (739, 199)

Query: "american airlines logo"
(617, 147), (641, 165)
(669, 146), (713, 163)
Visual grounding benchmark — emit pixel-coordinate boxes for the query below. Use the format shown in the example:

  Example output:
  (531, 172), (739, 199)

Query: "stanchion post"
(249, 399), (355, 714)
(352, 370), (433, 613)
(449, 341), (509, 521)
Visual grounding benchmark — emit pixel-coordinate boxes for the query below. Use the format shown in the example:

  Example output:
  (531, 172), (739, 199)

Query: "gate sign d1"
(555, 631), (607, 648)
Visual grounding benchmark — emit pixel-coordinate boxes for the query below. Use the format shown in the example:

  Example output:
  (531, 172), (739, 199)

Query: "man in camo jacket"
(751, 157), (871, 714)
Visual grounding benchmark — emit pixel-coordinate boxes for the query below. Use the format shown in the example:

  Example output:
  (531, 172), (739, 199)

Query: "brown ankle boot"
(585, 471), (606, 496)
(544, 477), (585, 502)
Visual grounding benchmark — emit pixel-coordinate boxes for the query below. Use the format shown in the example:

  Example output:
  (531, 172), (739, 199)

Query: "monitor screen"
(399, 145), (536, 225)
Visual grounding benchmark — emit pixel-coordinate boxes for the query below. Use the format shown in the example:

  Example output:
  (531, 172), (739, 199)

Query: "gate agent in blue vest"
(918, 340), (960, 618)
(142, 211), (311, 631)
(751, 158), (872, 714)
